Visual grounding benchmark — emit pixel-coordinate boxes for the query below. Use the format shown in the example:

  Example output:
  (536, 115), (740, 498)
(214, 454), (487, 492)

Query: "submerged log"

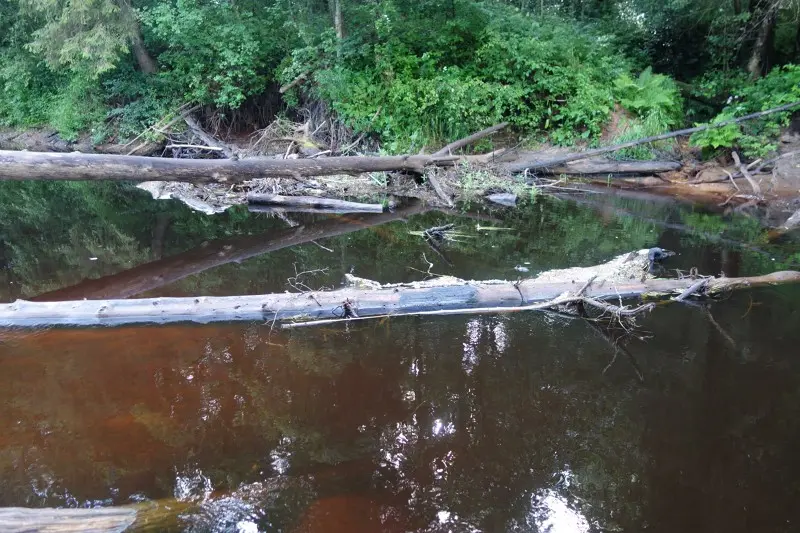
(246, 193), (384, 212)
(4, 250), (799, 328)
(0, 150), (458, 184)
(32, 202), (428, 301)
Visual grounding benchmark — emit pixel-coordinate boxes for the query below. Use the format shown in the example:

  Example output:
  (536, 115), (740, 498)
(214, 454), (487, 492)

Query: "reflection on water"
(0, 183), (799, 531)
(1, 287), (800, 532)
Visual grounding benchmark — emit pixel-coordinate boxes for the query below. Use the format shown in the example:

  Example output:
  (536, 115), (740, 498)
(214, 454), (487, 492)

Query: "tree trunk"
(0, 150), (458, 184)
(539, 160), (682, 175)
(329, 0), (345, 40)
(130, 26), (159, 74)
(733, 0), (742, 15)
(6, 252), (799, 327)
(747, 0), (779, 78)
(31, 203), (429, 302)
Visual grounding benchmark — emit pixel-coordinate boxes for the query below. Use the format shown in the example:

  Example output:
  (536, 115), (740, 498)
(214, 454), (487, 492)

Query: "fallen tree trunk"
(508, 100), (800, 173)
(540, 160), (682, 175)
(7, 250), (799, 327)
(0, 151), (458, 183)
(246, 193), (383, 212)
(31, 202), (428, 302)
(0, 507), (137, 533)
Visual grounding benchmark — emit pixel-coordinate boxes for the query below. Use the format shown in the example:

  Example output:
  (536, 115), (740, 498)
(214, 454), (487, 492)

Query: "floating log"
(0, 507), (136, 533)
(4, 250), (798, 328)
(32, 202), (429, 301)
(0, 151), (458, 184)
(246, 193), (384, 212)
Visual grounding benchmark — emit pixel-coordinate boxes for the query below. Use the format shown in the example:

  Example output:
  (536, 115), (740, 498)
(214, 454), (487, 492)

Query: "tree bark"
(0, 507), (136, 533)
(246, 193), (384, 212)
(330, 0), (345, 40)
(31, 203), (429, 302)
(0, 150), (458, 183)
(7, 253), (799, 327)
(130, 26), (159, 74)
(747, 0), (779, 78)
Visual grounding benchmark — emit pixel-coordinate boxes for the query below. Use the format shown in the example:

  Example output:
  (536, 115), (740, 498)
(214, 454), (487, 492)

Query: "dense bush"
(691, 65), (800, 157)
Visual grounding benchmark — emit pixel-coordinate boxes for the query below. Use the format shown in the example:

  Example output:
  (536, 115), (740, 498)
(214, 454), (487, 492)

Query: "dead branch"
(432, 123), (509, 156)
(731, 151), (762, 195)
(279, 71), (310, 94)
(183, 113), (235, 158)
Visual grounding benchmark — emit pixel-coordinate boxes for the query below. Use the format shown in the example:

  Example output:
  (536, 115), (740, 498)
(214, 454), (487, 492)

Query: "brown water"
(1, 186), (800, 532)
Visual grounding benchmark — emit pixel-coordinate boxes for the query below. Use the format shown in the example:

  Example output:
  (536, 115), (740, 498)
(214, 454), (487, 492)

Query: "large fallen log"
(508, 100), (800, 173)
(5, 250), (798, 327)
(0, 507), (137, 533)
(540, 160), (682, 175)
(32, 202), (429, 301)
(0, 151), (458, 184)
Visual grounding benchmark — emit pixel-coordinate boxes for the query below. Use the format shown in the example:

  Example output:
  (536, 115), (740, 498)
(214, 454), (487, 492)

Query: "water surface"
(0, 182), (799, 532)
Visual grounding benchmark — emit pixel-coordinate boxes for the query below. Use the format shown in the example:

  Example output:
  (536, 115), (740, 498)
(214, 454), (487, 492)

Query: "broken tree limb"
(246, 193), (384, 212)
(506, 100), (800, 173)
(5, 251), (799, 327)
(279, 71), (310, 93)
(731, 151), (762, 195)
(0, 150), (459, 183)
(182, 114), (235, 158)
(432, 123), (509, 156)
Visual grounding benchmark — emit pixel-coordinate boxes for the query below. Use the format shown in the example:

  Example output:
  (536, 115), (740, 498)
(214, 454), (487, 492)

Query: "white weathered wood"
(0, 507), (137, 533)
(1, 251), (797, 328)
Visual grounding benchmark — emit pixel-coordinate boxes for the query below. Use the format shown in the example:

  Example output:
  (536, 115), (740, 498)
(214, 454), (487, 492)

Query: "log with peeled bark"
(4, 250), (799, 328)
(246, 193), (384, 212)
(0, 150), (459, 184)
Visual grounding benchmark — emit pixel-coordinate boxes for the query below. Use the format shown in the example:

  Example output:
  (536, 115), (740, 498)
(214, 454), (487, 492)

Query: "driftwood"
(5, 250), (798, 327)
(246, 193), (383, 212)
(507, 100), (800, 173)
(0, 151), (459, 183)
(182, 114), (235, 158)
(32, 203), (429, 302)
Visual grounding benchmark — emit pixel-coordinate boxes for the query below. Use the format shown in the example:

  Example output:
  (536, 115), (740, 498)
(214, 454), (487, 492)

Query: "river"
(0, 182), (799, 532)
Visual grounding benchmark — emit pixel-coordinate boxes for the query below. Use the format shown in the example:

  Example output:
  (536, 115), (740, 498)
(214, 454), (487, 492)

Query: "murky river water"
(1, 183), (799, 532)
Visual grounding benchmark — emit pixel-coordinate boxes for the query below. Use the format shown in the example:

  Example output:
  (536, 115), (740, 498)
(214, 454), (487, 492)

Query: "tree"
(20, 0), (158, 76)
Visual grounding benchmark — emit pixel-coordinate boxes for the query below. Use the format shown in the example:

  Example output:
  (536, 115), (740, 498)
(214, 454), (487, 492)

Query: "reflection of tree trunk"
(747, 1), (779, 78)
(733, 0), (742, 15)
(151, 213), (172, 260)
(32, 203), (429, 302)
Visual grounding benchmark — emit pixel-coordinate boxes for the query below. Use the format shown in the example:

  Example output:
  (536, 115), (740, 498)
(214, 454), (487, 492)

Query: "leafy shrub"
(691, 65), (800, 158)
(307, 3), (629, 152)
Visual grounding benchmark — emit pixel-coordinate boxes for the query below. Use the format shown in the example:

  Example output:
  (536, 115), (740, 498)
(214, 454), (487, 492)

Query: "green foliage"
(309, 3), (627, 152)
(141, 0), (280, 108)
(20, 0), (137, 77)
(613, 67), (683, 128)
(690, 65), (800, 157)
